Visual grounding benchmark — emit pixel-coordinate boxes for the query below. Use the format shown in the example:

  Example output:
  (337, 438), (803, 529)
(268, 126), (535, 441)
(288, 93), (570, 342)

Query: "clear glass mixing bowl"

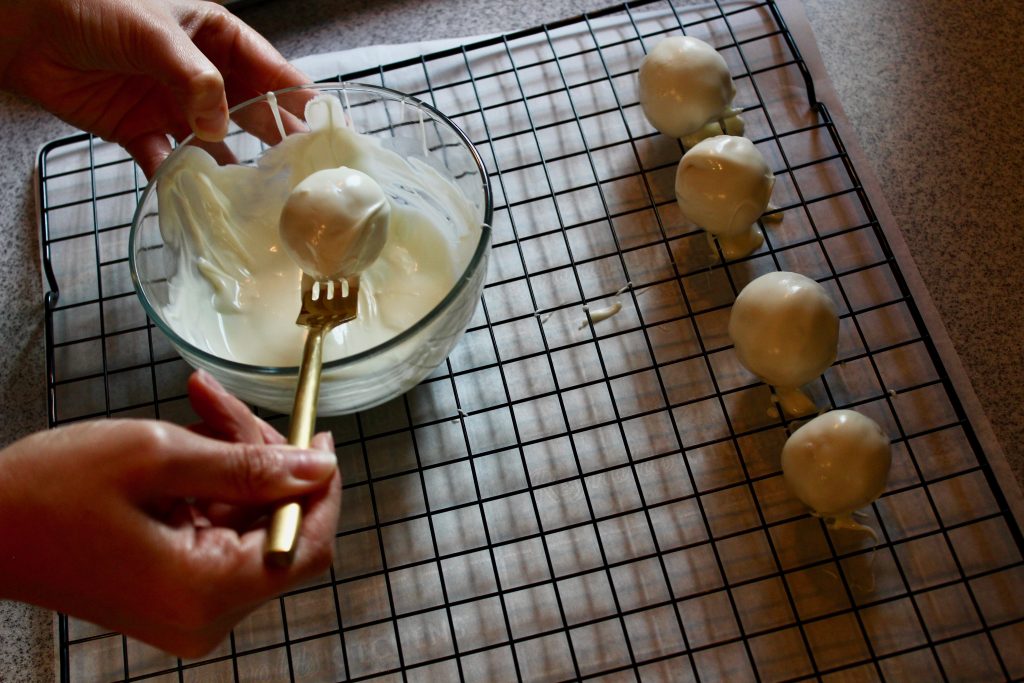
(130, 83), (492, 415)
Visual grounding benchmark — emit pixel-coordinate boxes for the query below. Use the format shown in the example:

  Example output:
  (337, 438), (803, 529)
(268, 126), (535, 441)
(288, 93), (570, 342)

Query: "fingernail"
(280, 447), (337, 482)
(196, 368), (230, 396)
(192, 109), (228, 142)
(320, 430), (335, 453)
(188, 71), (228, 142)
(193, 368), (224, 395)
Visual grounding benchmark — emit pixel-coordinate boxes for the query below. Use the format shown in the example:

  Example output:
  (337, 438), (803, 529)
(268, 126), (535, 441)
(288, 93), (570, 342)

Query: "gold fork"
(266, 273), (359, 566)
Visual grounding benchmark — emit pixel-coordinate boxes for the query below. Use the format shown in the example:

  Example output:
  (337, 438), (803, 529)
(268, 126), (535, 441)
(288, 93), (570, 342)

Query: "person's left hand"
(0, 0), (309, 176)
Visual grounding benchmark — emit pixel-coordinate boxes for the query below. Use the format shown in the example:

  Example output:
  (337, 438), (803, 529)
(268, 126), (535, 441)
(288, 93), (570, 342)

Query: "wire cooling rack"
(37, 0), (1024, 681)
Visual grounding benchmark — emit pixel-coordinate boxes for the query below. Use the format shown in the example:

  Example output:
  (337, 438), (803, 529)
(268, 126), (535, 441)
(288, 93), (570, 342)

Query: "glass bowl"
(130, 83), (492, 415)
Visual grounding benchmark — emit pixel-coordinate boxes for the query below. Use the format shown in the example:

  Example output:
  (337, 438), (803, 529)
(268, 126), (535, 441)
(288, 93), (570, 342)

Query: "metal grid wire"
(38, 0), (1024, 680)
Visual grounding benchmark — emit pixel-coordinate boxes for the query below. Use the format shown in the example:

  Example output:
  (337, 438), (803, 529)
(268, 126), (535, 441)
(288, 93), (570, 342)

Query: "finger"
(279, 467), (342, 585)
(156, 431), (337, 503)
(126, 9), (230, 141)
(295, 467), (342, 563)
(189, 11), (314, 145)
(193, 433), (332, 533)
(192, 12), (309, 99)
(192, 412), (285, 445)
(230, 466), (341, 591)
(282, 433), (340, 579)
(188, 138), (240, 167)
(256, 417), (287, 446)
(227, 94), (308, 148)
(272, 86), (322, 122)
(179, 467), (341, 615)
(310, 431), (334, 455)
(187, 369), (262, 444)
(122, 132), (173, 179)
(188, 423), (221, 441)
(167, 501), (213, 530)
(200, 501), (268, 532)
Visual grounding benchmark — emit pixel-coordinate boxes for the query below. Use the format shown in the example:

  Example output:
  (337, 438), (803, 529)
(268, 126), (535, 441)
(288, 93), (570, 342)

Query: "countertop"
(2, 0), (1022, 679)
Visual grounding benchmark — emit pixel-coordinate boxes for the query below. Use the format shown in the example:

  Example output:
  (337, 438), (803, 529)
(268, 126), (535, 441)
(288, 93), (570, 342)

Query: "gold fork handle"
(266, 324), (327, 566)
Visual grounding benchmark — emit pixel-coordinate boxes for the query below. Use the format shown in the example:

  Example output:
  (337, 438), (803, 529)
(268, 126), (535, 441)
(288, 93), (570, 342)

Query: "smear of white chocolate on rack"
(577, 283), (640, 330)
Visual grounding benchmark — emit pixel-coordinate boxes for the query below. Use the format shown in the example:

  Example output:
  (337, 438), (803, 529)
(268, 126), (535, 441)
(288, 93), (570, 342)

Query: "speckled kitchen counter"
(2, 0), (1022, 679)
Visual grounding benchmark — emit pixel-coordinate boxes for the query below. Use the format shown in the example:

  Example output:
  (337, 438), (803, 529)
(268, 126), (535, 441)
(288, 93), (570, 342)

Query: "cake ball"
(675, 135), (775, 259)
(782, 409), (891, 523)
(279, 166), (391, 281)
(638, 36), (740, 139)
(728, 271), (839, 416)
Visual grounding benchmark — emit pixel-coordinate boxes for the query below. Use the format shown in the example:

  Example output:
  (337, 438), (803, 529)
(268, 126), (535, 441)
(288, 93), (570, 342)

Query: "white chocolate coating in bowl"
(279, 166), (390, 280)
(675, 135), (774, 258)
(638, 36), (736, 138)
(156, 95), (481, 368)
(728, 271), (839, 390)
(782, 410), (892, 518)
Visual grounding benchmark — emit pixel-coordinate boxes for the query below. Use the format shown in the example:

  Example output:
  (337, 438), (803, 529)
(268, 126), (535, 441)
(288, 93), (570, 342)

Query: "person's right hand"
(0, 371), (341, 658)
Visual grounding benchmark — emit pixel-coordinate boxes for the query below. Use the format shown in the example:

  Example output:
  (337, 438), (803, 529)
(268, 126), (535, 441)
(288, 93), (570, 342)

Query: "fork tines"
(296, 273), (360, 326)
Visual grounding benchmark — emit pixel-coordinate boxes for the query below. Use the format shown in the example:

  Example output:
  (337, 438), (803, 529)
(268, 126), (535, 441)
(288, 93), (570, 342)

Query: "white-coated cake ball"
(638, 36), (736, 138)
(782, 410), (892, 518)
(676, 135), (774, 258)
(279, 166), (390, 280)
(728, 271), (839, 389)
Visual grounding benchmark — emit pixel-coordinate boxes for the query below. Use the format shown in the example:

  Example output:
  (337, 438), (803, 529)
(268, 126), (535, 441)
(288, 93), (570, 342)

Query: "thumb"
(158, 431), (337, 503)
(125, 11), (229, 141)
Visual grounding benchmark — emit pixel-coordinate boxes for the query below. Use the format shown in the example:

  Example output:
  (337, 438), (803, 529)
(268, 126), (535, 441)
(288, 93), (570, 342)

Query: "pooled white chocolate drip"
(681, 109), (745, 149)
(827, 512), (880, 542)
(577, 283), (638, 330)
(763, 204), (784, 223)
(579, 302), (623, 330)
(774, 386), (821, 420)
(266, 91), (288, 142)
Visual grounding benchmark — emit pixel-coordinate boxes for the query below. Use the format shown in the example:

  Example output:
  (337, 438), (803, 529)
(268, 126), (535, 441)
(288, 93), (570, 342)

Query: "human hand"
(0, 370), (341, 658)
(0, 0), (308, 177)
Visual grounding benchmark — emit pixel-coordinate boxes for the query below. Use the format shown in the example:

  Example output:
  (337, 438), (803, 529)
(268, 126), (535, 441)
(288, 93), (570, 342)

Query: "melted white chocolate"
(279, 166), (390, 280)
(728, 271), (839, 416)
(676, 135), (775, 259)
(639, 36), (737, 139)
(782, 409), (892, 522)
(579, 301), (623, 330)
(774, 386), (820, 420)
(157, 95), (480, 367)
(681, 112), (745, 149)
